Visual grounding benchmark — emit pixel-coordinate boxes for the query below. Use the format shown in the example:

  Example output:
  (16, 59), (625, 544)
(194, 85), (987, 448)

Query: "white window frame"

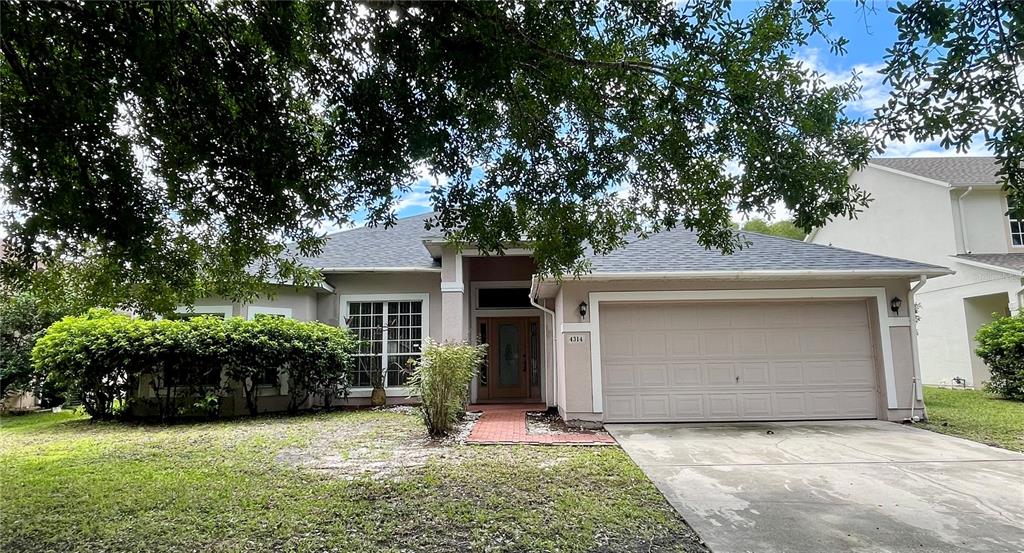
(339, 293), (430, 396)
(246, 306), (293, 320)
(173, 305), (233, 319)
(1006, 196), (1024, 248)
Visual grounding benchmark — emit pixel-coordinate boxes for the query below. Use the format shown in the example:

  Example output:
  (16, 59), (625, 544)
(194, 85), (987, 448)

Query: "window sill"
(346, 386), (415, 398)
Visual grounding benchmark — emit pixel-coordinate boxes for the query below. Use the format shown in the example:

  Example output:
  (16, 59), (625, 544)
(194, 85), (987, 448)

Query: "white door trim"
(578, 288), (899, 413)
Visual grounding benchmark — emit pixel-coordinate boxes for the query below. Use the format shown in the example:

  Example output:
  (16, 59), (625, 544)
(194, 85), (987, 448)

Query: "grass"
(920, 386), (1024, 452)
(0, 409), (706, 553)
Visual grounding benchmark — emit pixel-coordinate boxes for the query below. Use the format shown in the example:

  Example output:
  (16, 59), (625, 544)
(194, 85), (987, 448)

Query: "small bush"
(32, 311), (357, 420)
(409, 339), (486, 436)
(976, 313), (1024, 401)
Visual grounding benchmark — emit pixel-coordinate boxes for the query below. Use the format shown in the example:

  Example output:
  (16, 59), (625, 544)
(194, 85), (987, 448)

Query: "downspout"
(957, 187), (973, 253)
(907, 275), (928, 421)
(529, 276), (558, 410)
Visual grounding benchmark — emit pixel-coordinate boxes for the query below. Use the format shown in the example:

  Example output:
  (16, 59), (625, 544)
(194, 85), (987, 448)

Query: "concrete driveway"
(607, 421), (1024, 553)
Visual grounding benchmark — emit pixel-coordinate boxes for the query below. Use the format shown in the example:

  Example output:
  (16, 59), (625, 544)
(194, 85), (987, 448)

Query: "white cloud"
(795, 48), (888, 117)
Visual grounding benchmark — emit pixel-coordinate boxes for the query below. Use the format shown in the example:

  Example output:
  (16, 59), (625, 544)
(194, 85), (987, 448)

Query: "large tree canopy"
(0, 0), (1015, 313)
(874, 0), (1023, 187)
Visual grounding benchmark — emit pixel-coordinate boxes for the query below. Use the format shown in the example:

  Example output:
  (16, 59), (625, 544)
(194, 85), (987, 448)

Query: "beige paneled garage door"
(600, 300), (878, 422)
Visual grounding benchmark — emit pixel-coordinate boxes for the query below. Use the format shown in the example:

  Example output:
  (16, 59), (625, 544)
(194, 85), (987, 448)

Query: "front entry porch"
(474, 316), (541, 402)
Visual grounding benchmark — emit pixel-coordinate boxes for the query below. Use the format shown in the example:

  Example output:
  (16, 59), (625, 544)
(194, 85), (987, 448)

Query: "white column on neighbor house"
(440, 249), (465, 342)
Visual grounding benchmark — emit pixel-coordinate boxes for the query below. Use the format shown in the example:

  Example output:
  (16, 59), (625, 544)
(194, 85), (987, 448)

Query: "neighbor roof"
(584, 229), (951, 277)
(869, 157), (1001, 186)
(954, 253), (1024, 275)
(298, 212), (439, 271)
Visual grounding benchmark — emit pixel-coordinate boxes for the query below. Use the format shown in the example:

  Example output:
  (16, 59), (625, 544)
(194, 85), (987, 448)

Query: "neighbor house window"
(169, 305), (233, 320)
(246, 306), (293, 320)
(344, 297), (426, 388)
(1009, 197), (1024, 246)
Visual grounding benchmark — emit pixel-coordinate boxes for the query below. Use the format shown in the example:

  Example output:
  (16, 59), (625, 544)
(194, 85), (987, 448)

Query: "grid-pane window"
(348, 301), (385, 387)
(1009, 198), (1024, 246)
(346, 300), (423, 387)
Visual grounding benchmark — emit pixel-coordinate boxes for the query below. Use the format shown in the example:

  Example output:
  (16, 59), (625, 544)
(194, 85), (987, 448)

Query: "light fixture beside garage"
(890, 296), (903, 315)
(578, 301), (588, 319)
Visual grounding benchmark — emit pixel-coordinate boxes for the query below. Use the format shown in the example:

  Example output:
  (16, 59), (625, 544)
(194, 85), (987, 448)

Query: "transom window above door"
(343, 296), (427, 388)
(475, 286), (533, 309)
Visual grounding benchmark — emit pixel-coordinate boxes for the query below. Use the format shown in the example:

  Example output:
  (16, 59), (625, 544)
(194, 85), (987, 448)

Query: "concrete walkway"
(607, 421), (1024, 553)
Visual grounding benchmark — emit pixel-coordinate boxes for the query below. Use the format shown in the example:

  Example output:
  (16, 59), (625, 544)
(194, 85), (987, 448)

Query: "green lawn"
(920, 386), (1024, 452)
(0, 409), (706, 553)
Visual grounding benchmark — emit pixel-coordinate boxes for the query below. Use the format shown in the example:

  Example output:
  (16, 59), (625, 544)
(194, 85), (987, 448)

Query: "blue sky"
(357, 1), (988, 226)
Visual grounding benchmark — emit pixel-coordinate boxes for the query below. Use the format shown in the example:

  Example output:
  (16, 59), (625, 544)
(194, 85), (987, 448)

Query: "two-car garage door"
(600, 300), (879, 422)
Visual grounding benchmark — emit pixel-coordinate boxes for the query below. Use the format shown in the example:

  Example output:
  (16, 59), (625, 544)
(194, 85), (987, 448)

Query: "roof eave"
(950, 256), (1022, 277)
(565, 268), (954, 281)
(320, 266), (442, 274)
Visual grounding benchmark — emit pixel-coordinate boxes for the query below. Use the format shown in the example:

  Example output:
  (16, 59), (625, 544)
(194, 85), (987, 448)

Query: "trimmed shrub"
(33, 309), (142, 419)
(976, 314), (1024, 401)
(408, 339), (486, 436)
(32, 311), (357, 420)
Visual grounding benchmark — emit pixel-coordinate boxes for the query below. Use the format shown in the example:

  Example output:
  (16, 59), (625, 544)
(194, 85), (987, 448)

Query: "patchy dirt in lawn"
(526, 410), (611, 438)
(276, 406), (482, 479)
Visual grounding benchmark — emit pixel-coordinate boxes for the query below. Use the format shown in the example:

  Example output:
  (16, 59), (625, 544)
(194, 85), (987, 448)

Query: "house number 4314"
(568, 335), (585, 343)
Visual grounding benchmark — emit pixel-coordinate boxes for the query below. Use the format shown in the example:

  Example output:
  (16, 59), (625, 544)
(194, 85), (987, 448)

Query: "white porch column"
(440, 249), (465, 342)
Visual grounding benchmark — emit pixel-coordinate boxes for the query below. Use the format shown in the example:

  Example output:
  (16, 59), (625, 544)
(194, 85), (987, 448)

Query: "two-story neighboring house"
(808, 157), (1020, 388)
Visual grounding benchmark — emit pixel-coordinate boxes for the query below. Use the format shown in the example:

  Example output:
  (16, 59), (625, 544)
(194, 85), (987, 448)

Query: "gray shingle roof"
(302, 212), (948, 276)
(586, 229), (950, 275)
(299, 212), (439, 270)
(955, 253), (1024, 273)
(869, 157), (1001, 186)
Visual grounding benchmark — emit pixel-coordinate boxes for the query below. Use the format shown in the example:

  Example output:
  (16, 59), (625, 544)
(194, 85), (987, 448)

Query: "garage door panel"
(766, 330), (801, 354)
(707, 394), (740, 418)
(636, 333), (668, 357)
(736, 331), (768, 354)
(637, 365), (669, 387)
(603, 332), (636, 357)
(668, 333), (701, 356)
(604, 395), (637, 420)
(603, 364), (636, 389)
(601, 300), (878, 422)
(671, 394), (705, 418)
(772, 362), (805, 385)
(705, 363), (736, 385)
(775, 392), (807, 416)
(837, 360), (876, 385)
(805, 361), (839, 385)
(670, 363), (703, 386)
(702, 332), (734, 355)
(802, 328), (872, 354)
(640, 395), (671, 418)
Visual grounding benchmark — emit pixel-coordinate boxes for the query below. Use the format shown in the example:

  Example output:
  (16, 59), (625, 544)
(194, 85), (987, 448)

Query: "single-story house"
(179, 212), (951, 424)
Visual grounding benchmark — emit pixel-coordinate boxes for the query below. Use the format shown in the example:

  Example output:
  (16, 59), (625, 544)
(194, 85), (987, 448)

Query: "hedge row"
(33, 310), (357, 420)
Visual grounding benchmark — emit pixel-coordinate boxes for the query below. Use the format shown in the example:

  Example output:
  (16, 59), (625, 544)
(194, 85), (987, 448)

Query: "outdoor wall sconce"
(890, 296), (903, 315)
(578, 301), (589, 318)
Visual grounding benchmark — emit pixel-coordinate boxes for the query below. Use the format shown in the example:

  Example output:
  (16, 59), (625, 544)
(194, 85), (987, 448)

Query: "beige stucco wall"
(552, 277), (924, 423)
(319, 272), (442, 334)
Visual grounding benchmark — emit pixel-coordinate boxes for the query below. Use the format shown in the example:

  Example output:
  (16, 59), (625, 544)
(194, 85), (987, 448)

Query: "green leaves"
(975, 313), (1024, 400)
(3, 1), (873, 307)
(31, 311), (358, 419)
(875, 0), (1023, 201)
(408, 339), (487, 437)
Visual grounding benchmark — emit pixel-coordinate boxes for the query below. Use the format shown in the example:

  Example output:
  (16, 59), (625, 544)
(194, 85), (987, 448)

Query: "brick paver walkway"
(466, 404), (616, 445)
